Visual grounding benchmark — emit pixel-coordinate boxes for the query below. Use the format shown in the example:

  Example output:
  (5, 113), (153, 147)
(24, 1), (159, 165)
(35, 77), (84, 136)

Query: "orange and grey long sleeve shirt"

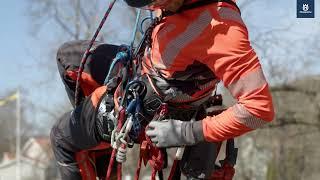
(142, 2), (275, 142)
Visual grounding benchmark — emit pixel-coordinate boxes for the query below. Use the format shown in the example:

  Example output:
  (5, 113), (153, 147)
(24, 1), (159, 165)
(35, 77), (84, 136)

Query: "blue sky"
(0, 0), (319, 132)
(0, 1), (30, 92)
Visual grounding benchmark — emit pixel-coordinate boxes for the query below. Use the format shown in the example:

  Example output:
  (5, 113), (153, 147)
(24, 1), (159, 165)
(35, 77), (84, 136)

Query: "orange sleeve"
(91, 86), (107, 108)
(201, 16), (275, 142)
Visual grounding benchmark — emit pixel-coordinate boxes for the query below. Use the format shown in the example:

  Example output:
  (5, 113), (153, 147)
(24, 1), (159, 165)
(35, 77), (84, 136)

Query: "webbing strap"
(163, 0), (241, 16)
(135, 139), (165, 180)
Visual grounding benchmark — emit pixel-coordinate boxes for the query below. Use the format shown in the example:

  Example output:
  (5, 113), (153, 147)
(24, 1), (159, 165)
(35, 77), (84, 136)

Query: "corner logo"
(302, 4), (309, 11)
(297, 0), (315, 18)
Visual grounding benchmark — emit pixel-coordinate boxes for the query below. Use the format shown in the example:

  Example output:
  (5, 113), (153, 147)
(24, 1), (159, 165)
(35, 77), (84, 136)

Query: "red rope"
(117, 163), (122, 180)
(134, 156), (143, 180)
(168, 159), (179, 180)
(106, 149), (117, 180)
(116, 143), (127, 180)
(151, 169), (157, 180)
(75, 0), (118, 106)
(106, 108), (126, 180)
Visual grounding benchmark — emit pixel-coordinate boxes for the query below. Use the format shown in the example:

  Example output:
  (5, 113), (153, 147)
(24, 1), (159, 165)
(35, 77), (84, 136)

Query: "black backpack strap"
(163, 0), (241, 17)
(221, 138), (238, 166)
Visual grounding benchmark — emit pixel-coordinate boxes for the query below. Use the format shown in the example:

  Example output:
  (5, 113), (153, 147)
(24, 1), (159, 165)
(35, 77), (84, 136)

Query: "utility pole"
(15, 89), (21, 180)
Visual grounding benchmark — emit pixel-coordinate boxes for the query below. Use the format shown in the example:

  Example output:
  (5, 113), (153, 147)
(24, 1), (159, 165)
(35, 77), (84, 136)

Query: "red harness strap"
(211, 163), (235, 180)
(75, 151), (96, 180)
(168, 158), (179, 180)
(135, 135), (165, 180)
(211, 139), (237, 180)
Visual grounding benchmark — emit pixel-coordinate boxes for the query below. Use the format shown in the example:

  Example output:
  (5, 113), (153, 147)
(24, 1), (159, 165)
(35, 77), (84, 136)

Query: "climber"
(50, 0), (275, 179)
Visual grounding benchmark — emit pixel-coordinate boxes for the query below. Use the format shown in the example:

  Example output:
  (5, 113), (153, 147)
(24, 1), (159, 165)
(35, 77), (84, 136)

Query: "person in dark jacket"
(51, 40), (119, 179)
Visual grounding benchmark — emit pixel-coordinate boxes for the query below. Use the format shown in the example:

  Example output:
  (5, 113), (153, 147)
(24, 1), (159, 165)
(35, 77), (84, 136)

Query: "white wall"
(0, 161), (45, 180)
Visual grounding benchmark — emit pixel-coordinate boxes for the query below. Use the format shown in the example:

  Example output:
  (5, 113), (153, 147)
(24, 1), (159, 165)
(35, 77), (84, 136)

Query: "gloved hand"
(145, 119), (205, 148)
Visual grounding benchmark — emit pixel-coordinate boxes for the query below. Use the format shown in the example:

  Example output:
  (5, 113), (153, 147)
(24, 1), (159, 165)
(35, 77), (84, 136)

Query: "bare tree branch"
(53, 3), (76, 38)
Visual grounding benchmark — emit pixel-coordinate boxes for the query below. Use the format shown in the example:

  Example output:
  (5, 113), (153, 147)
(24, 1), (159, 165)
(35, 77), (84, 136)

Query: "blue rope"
(149, 10), (153, 19)
(139, 17), (152, 34)
(130, 9), (142, 50)
(139, 11), (154, 35)
(104, 9), (143, 86)
(104, 10), (142, 86)
(103, 50), (129, 85)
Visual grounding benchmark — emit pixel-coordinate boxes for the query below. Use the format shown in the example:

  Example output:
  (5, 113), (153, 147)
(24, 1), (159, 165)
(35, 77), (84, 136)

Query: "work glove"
(145, 120), (205, 148)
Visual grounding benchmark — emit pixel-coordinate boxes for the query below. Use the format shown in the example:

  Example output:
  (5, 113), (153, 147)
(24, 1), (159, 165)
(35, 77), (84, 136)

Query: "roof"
(1, 136), (53, 168)
(34, 137), (50, 149)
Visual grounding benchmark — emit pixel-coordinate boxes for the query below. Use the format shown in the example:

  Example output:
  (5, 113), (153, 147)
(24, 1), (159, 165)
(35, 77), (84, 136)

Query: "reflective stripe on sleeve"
(232, 104), (267, 129)
(218, 7), (245, 26)
(228, 68), (267, 98)
(161, 10), (212, 67)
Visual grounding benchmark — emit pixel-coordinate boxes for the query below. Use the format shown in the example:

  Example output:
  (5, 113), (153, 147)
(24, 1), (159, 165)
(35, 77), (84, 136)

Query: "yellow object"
(0, 92), (18, 106)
